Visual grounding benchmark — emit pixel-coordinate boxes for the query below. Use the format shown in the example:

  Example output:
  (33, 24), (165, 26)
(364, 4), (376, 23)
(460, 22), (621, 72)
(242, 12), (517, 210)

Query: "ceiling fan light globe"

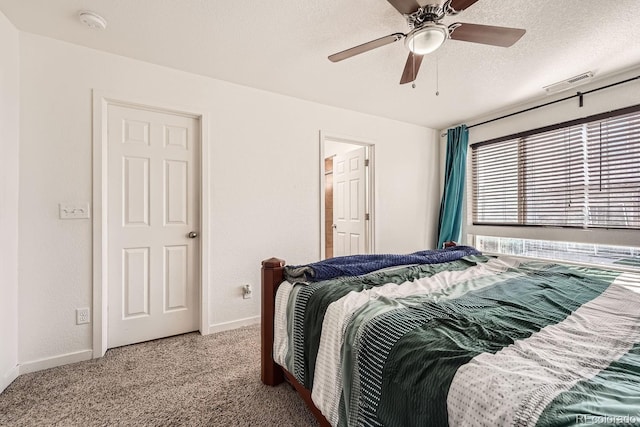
(405, 25), (447, 55)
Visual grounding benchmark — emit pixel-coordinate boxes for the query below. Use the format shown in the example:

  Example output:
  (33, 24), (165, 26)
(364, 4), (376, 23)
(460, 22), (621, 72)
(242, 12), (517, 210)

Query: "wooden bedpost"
(261, 257), (285, 386)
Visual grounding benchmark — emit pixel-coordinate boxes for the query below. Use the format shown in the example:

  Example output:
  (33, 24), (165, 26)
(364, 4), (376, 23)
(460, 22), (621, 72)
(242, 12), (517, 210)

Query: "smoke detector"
(78, 11), (107, 30)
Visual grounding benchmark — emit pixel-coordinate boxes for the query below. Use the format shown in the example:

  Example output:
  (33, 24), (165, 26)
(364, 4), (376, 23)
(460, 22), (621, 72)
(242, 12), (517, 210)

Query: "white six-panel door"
(107, 104), (200, 348)
(333, 146), (367, 256)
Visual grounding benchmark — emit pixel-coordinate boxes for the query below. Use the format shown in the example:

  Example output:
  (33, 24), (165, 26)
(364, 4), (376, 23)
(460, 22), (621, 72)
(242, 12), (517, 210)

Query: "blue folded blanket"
(284, 246), (481, 282)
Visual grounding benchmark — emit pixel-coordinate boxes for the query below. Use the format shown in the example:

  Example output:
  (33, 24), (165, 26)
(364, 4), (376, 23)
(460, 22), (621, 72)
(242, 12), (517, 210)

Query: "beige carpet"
(0, 325), (318, 426)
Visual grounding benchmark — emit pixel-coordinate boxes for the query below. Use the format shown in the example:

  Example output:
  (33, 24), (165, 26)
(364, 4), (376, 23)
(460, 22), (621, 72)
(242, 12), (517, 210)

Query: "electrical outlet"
(242, 284), (253, 299)
(76, 308), (90, 325)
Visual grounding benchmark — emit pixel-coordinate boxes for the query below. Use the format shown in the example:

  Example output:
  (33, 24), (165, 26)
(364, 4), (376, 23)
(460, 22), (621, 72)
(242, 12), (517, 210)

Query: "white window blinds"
(472, 140), (518, 223)
(472, 107), (640, 230)
(586, 113), (640, 228)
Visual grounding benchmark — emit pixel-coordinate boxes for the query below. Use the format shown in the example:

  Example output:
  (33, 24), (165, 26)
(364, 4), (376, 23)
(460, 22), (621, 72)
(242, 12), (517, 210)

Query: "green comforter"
(274, 256), (640, 427)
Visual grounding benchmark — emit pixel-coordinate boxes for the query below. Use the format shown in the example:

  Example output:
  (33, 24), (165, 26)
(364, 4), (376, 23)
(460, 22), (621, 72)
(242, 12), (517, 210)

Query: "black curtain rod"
(441, 74), (640, 136)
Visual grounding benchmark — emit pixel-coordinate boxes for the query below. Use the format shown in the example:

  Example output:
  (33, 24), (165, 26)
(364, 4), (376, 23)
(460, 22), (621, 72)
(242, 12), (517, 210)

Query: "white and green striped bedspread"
(273, 255), (640, 426)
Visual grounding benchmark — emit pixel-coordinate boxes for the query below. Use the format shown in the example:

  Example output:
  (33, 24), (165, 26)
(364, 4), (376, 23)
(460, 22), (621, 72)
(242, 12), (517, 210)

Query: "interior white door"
(333, 146), (367, 256)
(107, 104), (200, 348)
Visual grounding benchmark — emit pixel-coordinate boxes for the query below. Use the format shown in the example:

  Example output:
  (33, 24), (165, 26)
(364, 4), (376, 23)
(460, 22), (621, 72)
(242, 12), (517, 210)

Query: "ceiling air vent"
(543, 71), (594, 94)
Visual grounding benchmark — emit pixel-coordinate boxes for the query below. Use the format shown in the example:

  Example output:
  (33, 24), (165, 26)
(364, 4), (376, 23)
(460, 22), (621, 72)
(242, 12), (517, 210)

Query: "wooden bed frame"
(261, 245), (461, 425)
(261, 257), (331, 427)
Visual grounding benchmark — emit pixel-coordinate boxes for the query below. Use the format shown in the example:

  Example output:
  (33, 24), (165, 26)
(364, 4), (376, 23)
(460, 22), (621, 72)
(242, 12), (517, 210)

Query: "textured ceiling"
(1, 0), (639, 129)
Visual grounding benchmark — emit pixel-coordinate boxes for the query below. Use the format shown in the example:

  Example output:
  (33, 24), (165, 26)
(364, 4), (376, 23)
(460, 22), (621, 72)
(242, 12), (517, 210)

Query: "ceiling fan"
(328, 0), (526, 84)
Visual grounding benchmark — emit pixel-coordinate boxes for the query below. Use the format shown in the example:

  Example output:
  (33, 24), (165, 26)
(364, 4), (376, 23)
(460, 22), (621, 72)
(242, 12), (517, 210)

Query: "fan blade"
(400, 52), (424, 85)
(386, 0), (420, 15)
(449, 0), (481, 12)
(449, 23), (525, 47)
(328, 33), (404, 62)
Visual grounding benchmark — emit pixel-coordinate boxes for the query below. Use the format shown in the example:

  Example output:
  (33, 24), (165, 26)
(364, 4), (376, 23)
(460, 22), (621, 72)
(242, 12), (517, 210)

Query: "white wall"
(0, 10), (20, 392)
(442, 66), (640, 246)
(324, 140), (362, 158)
(17, 33), (440, 365)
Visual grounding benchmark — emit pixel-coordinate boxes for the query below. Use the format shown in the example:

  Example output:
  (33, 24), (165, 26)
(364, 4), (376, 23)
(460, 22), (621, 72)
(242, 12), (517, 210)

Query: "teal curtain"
(437, 125), (469, 249)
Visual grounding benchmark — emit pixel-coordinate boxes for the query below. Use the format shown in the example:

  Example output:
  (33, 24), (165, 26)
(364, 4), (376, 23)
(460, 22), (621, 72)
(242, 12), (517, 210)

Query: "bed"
(260, 247), (640, 427)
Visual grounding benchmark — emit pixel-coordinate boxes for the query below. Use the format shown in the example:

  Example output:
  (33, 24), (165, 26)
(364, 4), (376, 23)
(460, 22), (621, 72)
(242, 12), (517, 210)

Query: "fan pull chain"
(411, 39), (417, 89)
(435, 56), (440, 96)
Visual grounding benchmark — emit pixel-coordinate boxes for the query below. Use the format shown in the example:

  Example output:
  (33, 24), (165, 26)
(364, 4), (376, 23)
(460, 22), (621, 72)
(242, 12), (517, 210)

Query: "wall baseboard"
(1, 365), (19, 393)
(207, 316), (260, 334)
(18, 350), (93, 375)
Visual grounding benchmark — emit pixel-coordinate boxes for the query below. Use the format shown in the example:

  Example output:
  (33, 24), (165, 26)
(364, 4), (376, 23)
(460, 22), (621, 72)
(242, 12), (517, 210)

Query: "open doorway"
(320, 133), (375, 259)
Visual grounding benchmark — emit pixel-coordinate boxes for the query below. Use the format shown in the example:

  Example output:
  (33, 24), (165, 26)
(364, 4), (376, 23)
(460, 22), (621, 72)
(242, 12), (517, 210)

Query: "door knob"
(332, 224), (337, 229)
(188, 231), (198, 238)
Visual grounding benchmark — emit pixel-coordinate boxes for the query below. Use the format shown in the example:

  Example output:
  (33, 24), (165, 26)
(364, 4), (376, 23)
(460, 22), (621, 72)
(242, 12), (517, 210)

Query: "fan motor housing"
(408, 4), (445, 29)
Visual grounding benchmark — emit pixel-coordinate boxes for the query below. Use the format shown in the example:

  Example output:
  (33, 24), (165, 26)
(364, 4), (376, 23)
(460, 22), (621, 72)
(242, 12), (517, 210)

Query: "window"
(475, 235), (640, 271)
(472, 107), (640, 230)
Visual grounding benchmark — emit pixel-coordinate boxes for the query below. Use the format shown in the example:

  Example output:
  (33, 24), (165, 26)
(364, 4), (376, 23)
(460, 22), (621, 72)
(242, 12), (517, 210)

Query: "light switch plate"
(59, 203), (90, 219)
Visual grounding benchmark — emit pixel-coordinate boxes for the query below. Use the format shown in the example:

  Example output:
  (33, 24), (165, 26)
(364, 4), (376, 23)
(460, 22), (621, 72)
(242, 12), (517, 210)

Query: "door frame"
(319, 131), (375, 259)
(92, 90), (211, 358)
